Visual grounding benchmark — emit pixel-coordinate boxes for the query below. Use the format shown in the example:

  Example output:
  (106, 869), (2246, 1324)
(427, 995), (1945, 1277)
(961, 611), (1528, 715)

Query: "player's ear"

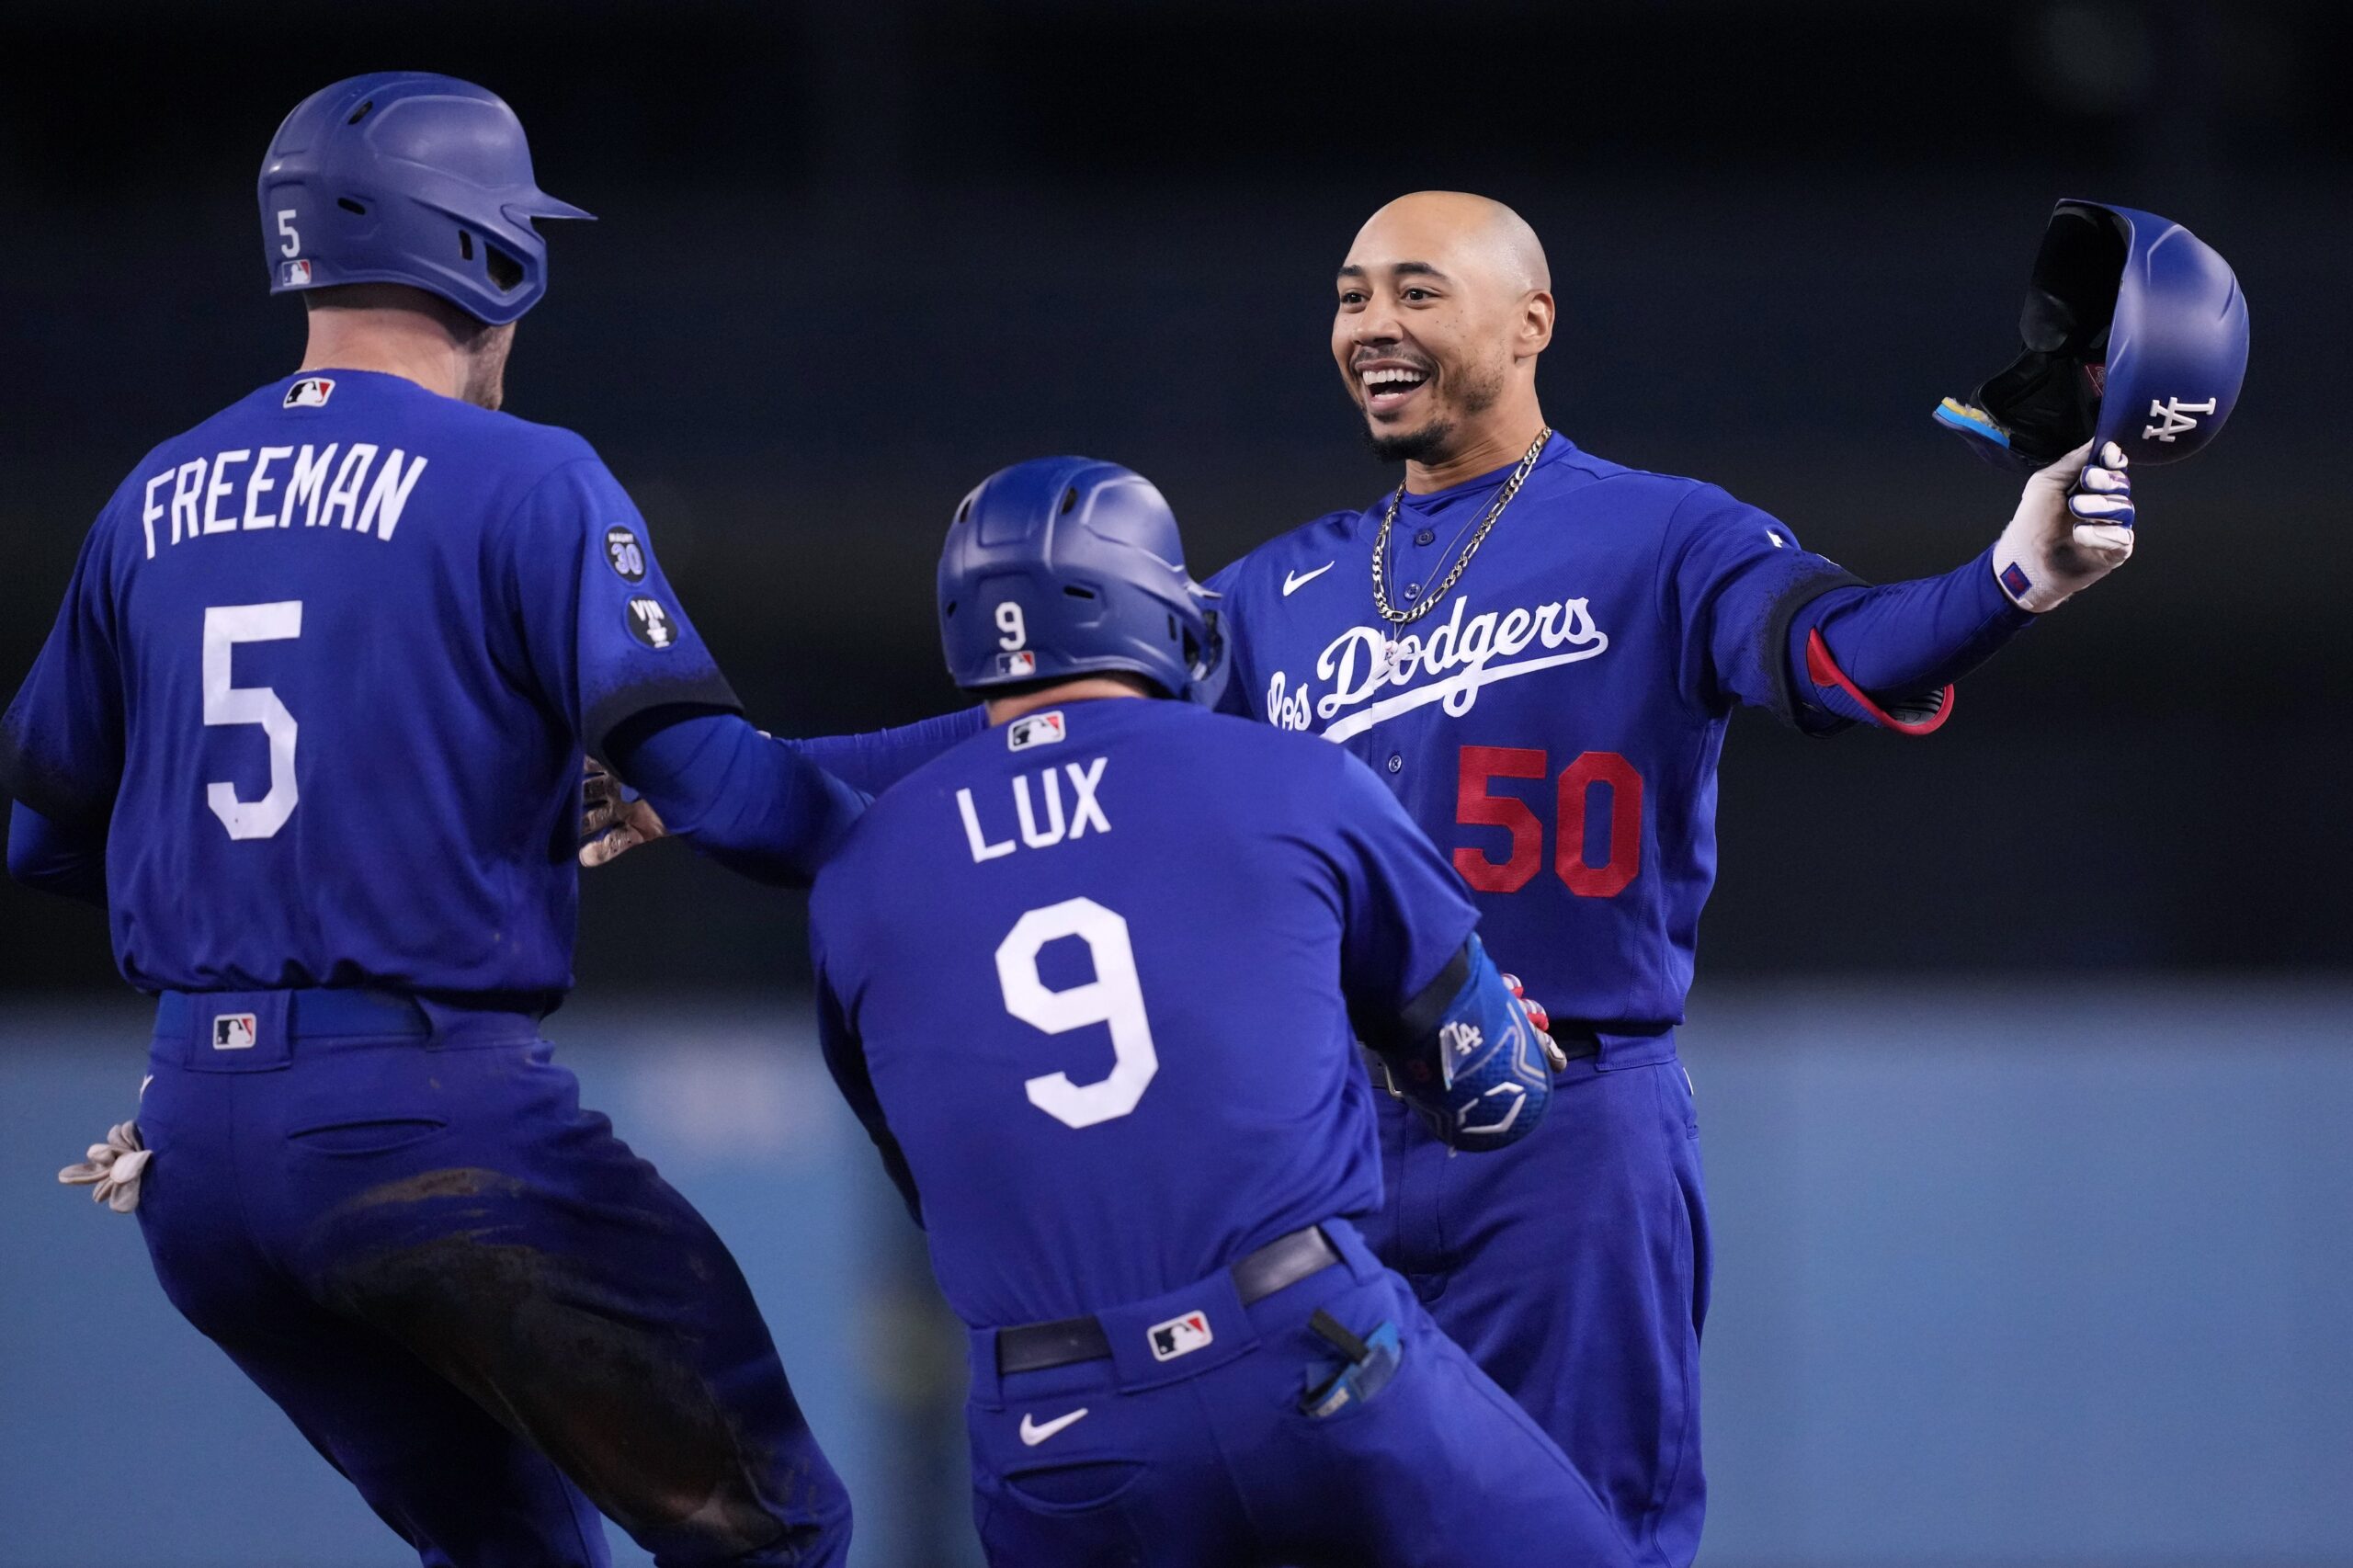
(1518, 290), (1555, 358)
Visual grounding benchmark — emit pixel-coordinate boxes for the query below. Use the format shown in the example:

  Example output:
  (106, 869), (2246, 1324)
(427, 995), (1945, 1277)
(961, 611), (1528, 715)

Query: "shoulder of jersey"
(1539, 441), (1712, 506)
(390, 386), (603, 475)
(119, 376), (602, 486)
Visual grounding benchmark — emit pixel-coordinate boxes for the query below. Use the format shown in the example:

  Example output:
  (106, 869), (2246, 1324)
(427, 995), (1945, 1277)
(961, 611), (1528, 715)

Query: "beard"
(1366, 417), (1458, 463)
(1358, 354), (1507, 465)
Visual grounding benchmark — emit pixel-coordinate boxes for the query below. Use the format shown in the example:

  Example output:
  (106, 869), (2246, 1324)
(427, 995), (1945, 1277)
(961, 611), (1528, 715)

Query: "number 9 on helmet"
(938, 456), (1229, 708)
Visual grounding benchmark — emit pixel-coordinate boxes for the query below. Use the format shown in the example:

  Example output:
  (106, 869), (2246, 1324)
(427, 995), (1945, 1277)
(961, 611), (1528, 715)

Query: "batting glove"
(1497, 972), (1570, 1073)
(59, 1121), (150, 1214)
(579, 756), (667, 869)
(1991, 440), (2136, 613)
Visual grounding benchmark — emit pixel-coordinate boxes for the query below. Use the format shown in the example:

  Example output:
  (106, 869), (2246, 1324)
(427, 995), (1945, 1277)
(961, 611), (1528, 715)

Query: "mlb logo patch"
(1147, 1310), (1212, 1362)
(1999, 562), (2034, 599)
(282, 258), (313, 287)
(283, 376), (335, 409)
(997, 650), (1038, 678)
(1007, 711), (1065, 751)
(211, 1013), (258, 1051)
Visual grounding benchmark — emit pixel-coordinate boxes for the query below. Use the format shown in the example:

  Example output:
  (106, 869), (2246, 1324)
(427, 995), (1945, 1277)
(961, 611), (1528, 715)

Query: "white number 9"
(995, 897), (1158, 1130)
(995, 601), (1028, 651)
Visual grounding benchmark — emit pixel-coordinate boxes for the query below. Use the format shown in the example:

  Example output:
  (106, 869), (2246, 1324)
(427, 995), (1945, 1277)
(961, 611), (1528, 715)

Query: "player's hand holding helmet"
(1936, 199), (2245, 613)
(1991, 440), (2136, 612)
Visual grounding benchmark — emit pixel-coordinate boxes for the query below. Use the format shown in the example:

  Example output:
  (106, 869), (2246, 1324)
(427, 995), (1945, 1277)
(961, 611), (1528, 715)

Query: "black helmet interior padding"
(1968, 203), (2131, 466)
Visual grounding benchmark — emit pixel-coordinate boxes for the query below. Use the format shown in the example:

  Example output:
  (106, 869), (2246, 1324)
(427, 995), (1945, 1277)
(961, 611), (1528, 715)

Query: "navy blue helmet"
(259, 73), (592, 324)
(938, 457), (1227, 706)
(1937, 199), (2249, 472)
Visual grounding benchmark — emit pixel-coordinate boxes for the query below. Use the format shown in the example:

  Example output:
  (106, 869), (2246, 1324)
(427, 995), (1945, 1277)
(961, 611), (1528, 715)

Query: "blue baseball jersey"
(809, 698), (1477, 1330)
(0, 369), (737, 996)
(1207, 434), (1853, 1034)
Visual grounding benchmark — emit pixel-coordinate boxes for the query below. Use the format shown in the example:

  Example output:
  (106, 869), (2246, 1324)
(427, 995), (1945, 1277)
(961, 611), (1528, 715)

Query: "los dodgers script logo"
(1266, 592), (1610, 741)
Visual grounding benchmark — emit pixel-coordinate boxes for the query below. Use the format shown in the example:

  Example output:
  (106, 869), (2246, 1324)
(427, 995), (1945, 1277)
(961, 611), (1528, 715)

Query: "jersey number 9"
(995, 896), (1157, 1130)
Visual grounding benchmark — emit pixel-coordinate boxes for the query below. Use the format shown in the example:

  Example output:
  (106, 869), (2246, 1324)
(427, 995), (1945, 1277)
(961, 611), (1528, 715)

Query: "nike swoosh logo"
(1019, 1407), (1090, 1446)
(1283, 562), (1336, 596)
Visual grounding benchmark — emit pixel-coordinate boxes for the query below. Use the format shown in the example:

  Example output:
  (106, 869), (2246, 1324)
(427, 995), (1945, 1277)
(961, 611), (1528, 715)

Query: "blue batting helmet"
(1936, 199), (2248, 472)
(258, 73), (592, 325)
(938, 457), (1227, 706)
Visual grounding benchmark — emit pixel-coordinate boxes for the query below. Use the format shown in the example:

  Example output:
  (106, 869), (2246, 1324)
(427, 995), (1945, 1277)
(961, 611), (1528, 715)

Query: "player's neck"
(1404, 403), (1549, 495)
(297, 310), (473, 403)
(985, 677), (1154, 727)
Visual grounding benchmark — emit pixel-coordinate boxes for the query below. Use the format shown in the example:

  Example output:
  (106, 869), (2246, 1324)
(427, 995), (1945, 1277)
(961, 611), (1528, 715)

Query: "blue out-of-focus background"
(4, 0), (2349, 1563)
(8, 992), (2351, 1567)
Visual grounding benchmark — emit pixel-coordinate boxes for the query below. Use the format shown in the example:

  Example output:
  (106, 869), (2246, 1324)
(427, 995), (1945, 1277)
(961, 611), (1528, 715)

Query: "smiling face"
(1332, 192), (1555, 469)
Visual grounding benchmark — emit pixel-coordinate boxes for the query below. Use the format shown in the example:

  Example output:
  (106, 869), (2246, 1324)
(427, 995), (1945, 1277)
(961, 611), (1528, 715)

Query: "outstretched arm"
(783, 707), (987, 798)
(1786, 442), (2136, 733)
(595, 708), (867, 887)
(581, 705), (988, 871)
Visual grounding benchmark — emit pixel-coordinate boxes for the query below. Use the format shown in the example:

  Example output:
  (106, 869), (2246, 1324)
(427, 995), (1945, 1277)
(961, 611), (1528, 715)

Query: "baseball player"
(1195, 189), (2244, 1566)
(566, 190), (2245, 1565)
(4, 74), (873, 1567)
(809, 454), (1637, 1567)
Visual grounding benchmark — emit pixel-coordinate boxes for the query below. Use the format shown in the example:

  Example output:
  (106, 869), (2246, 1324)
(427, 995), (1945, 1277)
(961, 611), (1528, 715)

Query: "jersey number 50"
(1454, 744), (1643, 898)
(995, 896), (1157, 1130)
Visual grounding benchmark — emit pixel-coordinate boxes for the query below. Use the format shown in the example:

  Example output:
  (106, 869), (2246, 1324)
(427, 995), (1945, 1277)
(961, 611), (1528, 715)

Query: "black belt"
(995, 1224), (1342, 1376)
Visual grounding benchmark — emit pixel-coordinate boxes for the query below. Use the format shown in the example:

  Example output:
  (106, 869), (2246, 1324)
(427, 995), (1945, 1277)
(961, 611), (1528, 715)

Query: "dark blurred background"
(2, 0), (2346, 993)
(2, 4), (2348, 1566)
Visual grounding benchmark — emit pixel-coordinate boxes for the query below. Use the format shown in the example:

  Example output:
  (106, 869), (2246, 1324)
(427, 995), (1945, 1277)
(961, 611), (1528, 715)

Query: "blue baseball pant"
(1364, 1049), (1711, 1568)
(131, 988), (850, 1568)
(961, 1218), (1636, 1567)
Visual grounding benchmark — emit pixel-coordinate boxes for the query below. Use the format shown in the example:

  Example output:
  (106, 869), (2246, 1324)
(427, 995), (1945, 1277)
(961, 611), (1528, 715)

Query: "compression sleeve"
(6, 800), (107, 905)
(1785, 548), (2034, 734)
(782, 706), (988, 797)
(604, 709), (867, 887)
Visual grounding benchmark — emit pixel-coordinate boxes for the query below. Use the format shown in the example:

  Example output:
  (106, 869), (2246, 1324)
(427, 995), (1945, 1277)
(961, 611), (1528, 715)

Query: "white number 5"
(203, 602), (301, 839)
(277, 209), (301, 257)
(995, 896), (1158, 1129)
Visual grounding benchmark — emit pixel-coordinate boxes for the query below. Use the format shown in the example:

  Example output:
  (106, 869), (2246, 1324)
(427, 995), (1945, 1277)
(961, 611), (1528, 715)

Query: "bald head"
(1349, 191), (1551, 296)
(1332, 192), (1556, 482)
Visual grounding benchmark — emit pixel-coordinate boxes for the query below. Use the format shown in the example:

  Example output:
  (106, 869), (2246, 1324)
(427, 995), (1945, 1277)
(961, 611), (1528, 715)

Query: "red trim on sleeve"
(1804, 629), (1954, 737)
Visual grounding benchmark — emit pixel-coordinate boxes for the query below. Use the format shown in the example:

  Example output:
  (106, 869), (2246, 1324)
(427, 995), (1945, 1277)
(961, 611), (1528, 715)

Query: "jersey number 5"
(203, 601), (302, 840)
(995, 896), (1157, 1130)
(1454, 744), (1643, 898)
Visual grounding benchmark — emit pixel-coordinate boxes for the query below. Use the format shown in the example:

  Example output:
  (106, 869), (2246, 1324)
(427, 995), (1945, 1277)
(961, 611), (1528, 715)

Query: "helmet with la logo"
(1936, 199), (2249, 472)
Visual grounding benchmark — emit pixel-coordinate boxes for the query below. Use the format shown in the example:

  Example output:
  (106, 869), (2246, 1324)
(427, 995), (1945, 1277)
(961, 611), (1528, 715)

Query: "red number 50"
(1453, 744), (1643, 899)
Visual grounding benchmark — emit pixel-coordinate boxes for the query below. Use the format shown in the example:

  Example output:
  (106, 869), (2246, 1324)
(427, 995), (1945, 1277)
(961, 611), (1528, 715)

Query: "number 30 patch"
(604, 526), (648, 583)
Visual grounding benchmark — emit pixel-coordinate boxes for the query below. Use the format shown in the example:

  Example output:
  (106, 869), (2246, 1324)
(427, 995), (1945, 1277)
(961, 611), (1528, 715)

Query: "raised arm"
(1666, 442), (2134, 736)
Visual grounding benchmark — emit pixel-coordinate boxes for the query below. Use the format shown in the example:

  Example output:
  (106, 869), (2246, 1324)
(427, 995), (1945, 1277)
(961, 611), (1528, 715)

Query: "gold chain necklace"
(1370, 426), (1551, 667)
